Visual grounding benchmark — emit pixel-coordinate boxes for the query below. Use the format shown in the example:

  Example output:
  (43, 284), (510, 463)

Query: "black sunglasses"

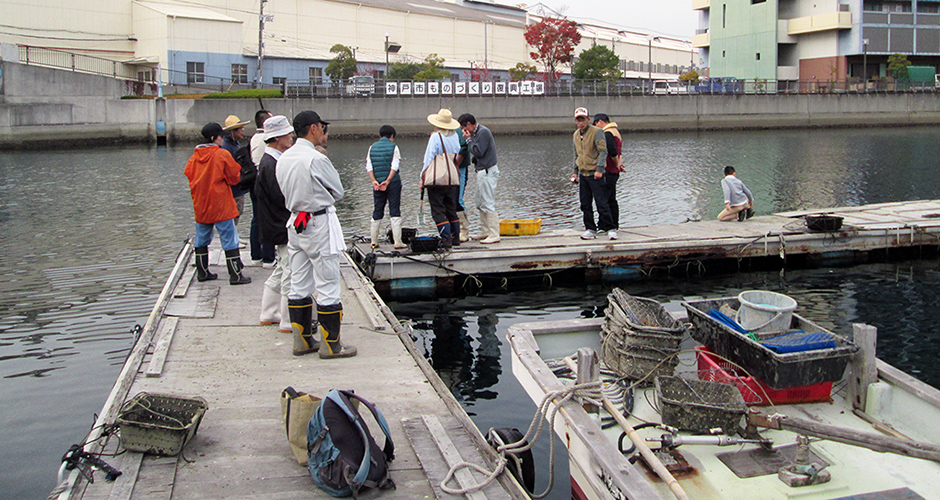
(320, 123), (328, 133)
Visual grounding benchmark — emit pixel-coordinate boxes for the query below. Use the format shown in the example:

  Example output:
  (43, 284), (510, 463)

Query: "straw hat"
(222, 114), (250, 131)
(263, 115), (293, 141)
(427, 109), (459, 130)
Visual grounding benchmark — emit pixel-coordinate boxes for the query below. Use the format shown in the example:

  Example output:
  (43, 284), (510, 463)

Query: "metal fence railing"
(12, 45), (938, 98)
(18, 45), (138, 80)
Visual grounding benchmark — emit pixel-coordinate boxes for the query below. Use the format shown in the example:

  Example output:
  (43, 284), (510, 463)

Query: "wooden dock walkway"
(351, 200), (940, 296)
(53, 243), (527, 500)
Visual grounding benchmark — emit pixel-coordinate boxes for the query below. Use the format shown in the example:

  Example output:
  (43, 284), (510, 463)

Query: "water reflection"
(3, 127), (940, 499)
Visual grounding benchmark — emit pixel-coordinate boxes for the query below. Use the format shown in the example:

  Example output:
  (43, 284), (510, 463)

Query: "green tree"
(887, 53), (911, 79)
(413, 54), (451, 81)
(509, 62), (537, 80)
(325, 44), (358, 84)
(572, 44), (621, 81)
(387, 61), (424, 80)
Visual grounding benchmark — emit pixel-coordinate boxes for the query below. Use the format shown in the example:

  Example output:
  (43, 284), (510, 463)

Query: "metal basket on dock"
(655, 376), (746, 434)
(116, 392), (208, 456)
(601, 289), (686, 383)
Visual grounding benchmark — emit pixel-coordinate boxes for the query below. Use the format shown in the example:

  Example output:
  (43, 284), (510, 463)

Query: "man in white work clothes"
(276, 111), (356, 359)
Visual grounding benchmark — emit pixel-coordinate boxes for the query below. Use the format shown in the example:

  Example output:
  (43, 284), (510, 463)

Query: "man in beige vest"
(570, 106), (612, 240)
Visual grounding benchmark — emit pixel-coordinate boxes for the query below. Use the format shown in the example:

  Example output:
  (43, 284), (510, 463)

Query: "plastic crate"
(696, 347), (832, 406)
(409, 236), (440, 253)
(682, 297), (857, 389)
(499, 219), (542, 236)
(655, 376), (746, 434)
(117, 392), (208, 456)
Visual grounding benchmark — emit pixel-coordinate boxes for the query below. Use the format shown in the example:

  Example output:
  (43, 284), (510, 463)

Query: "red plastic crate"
(695, 346), (832, 406)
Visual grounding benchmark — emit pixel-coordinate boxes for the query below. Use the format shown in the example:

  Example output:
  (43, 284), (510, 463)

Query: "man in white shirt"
(276, 111), (356, 359)
(718, 165), (755, 222)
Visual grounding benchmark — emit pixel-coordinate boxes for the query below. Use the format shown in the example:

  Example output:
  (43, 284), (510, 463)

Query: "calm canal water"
(2, 126), (940, 499)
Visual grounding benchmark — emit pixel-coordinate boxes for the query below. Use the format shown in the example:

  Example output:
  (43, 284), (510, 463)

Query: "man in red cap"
(570, 106), (612, 240)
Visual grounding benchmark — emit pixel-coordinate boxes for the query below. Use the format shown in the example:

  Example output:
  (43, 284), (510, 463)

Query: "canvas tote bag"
(280, 387), (322, 464)
(421, 133), (459, 187)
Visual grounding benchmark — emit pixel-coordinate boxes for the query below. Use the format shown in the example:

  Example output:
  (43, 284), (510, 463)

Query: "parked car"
(694, 77), (741, 94)
(346, 75), (375, 96)
(653, 80), (689, 95)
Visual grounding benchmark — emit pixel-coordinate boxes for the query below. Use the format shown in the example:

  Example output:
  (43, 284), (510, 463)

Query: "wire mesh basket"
(116, 392), (208, 456)
(601, 289), (686, 382)
(655, 376), (746, 434)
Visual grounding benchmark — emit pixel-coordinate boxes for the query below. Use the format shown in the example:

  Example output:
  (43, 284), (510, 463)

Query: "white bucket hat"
(263, 115), (293, 141)
(427, 108), (460, 130)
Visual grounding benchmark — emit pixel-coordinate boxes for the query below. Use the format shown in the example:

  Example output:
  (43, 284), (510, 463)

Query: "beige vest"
(573, 125), (602, 174)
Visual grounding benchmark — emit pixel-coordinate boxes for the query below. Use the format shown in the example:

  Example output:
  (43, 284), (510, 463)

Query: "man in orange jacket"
(184, 122), (252, 285)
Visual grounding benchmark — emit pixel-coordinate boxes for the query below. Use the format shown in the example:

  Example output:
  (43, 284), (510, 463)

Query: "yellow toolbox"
(499, 219), (542, 236)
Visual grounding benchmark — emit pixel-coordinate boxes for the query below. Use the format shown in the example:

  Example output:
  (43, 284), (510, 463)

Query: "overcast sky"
(527, 1), (699, 40)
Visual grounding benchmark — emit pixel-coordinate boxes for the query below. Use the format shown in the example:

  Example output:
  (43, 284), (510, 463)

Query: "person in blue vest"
(367, 125), (407, 249)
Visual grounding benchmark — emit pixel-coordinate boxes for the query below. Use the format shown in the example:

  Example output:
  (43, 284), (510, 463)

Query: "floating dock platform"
(51, 244), (527, 500)
(350, 200), (940, 297)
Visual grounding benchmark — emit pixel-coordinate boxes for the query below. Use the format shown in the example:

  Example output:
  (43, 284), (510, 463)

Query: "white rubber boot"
(278, 294), (291, 333)
(370, 219), (381, 249)
(259, 285), (281, 325)
(472, 209), (488, 240)
(457, 211), (470, 242)
(481, 212), (501, 244)
(390, 217), (407, 249)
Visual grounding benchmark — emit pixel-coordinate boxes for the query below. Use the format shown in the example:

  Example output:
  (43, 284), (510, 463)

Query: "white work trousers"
(475, 164), (499, 213)
(264, 244), (291, 296)
(287, 215), (341, 306)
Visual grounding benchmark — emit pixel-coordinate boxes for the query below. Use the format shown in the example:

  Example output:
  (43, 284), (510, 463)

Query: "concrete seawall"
(3, 61), (940, 149)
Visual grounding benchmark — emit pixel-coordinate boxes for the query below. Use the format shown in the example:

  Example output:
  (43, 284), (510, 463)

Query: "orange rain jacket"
(184, 144), (241, 224)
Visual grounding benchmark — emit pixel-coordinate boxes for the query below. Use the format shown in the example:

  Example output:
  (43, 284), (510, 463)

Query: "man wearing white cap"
(571, 106), (612, 240)
(254, 115), (299, 346)
(277, 111), (356, 359)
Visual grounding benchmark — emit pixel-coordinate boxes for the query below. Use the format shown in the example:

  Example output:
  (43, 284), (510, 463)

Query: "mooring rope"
(439, 380), (603, 498)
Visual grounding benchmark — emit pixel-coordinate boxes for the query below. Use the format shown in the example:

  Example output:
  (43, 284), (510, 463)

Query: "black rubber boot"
(450, 220), (461, 247)
(289, 297), (319, 356)
(224, 248), (252, 285)
(318, 303), (357, 359)
(195, 246), (217, 282)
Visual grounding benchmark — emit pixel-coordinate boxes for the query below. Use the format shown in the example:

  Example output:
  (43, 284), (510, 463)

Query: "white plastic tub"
(735, 290), (797, 334)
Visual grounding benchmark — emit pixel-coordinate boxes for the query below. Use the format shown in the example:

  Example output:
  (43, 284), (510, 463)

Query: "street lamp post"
(384, 34), (401, 81)
(648, 36), (660, 90)
(862, 38), (869, 92)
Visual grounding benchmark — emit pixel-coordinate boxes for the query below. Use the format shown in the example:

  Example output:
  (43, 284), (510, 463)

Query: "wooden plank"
(163, 287), (218, 318)
(107, 452), (143, 500)
(145, 317), (179, 378)
(353, 288), (386, 331)
(173, 266), (195, 298)
(421, 415), (488, 500)
(850, 324), (878, 411)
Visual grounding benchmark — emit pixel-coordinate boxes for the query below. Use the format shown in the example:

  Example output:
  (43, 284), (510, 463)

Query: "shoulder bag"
(421, 133), (459, 187)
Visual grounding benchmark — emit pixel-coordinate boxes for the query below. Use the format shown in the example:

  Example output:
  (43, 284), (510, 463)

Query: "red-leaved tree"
(523, 17), (581, 90)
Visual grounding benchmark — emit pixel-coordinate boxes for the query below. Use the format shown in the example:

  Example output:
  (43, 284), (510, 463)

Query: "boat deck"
(351, 200), (940, 295)
(508, 316), (940, 500)
(56, 245), (525, 500)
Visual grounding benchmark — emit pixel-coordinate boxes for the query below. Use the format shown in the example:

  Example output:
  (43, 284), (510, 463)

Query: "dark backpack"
(307, 390), (395, 498)
(233, 145), (257, 191)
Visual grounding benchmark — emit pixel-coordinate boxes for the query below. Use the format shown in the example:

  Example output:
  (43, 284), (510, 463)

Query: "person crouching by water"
(276, 111), (356, 359)
(420, 109), (462, 250)
(458, 113), (501, 244)
(570, 106), (613, 240)
(367, 125), (407, 249)
(254, 115), (295, 336)
(185, 122), (252, 285)
(717, 166), (755, 222)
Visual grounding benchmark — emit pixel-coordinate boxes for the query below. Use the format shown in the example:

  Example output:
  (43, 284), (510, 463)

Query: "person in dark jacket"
(593, 113), (623, 240)
(254, 115), (296, 337)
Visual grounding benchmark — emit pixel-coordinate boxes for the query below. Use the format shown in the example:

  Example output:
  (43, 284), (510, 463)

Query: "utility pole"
(257, 0), (267, 88)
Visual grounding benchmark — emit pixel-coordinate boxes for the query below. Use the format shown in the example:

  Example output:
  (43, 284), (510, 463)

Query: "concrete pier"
(54, 243), (526, 499)
(351, 200), (940, 297)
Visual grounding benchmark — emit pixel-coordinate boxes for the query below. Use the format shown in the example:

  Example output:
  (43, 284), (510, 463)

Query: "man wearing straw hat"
(420, 108), (462, 249)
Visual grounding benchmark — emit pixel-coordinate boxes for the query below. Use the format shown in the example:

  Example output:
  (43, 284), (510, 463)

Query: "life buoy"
(487, 427), (535, 493)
